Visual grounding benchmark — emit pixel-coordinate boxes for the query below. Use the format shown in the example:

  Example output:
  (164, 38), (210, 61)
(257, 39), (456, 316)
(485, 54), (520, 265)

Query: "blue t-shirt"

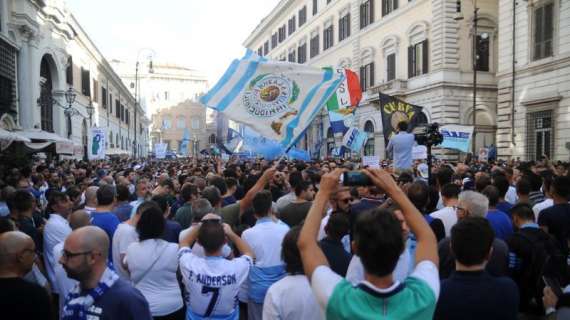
(486, 209), (513, 241)
(81, 279), (152, 320)
(386, 132), (416, 170)
(91, 212), (120, 258)
(496, 202), (513, 217)
(162, 219), (182, 243)
(112, 203), (133, 222)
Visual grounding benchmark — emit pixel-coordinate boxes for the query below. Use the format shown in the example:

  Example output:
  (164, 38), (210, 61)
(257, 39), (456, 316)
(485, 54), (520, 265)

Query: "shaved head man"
(84, 186), (99, 214)
(60, 226), (152, 319)
(0, 231), (51, 319)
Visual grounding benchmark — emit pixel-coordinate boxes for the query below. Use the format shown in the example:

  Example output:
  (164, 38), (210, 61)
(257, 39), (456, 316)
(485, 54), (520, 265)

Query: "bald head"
(85, 186), (99, 207)
(66, 226), (109, 261)
(0, 231), (34, 273)
(69, 210), (91, 230)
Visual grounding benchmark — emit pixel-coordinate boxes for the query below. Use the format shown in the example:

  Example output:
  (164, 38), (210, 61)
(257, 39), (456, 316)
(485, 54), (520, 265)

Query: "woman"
(125, 204), (184, 320)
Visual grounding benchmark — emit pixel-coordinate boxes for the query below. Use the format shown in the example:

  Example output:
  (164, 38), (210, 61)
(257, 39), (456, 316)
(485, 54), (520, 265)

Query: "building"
(0, 0), (149, 158)
(150, 100), (216, 156)
(243, 0), (499, 159)
(497, 0), (570, 161)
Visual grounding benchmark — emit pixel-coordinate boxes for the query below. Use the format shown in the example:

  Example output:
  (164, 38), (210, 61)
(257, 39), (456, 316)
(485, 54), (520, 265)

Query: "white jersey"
(179, 247), (252, 319)
(263, 275), (324, 320)
(179, 225), (232, 258)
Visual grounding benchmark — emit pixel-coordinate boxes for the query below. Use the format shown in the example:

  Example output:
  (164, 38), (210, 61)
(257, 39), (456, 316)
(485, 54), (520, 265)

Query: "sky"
(66, 0), (280, 85)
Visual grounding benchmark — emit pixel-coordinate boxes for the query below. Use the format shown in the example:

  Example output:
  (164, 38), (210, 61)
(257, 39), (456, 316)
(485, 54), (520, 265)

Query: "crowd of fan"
(0, 156), (569, 320)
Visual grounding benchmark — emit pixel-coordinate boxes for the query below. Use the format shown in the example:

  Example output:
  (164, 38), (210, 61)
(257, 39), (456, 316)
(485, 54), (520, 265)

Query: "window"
(264, 41), (270, 55)
(298, 43), (307, 63)
(288, 50), (296, 62)
(109, 93), (113, 114)
(102, 87), (107, 109)
(209, 134), (217, 144)
(177, 116), (186, 129)
(526, 110), (553, 160)
(533, 2), (554, 61)
(288, 16), (296, 35)
(299, 6), (307, 26)
(360, 0), (374, 29)
(475, 35), (490, 71)
(125, 109), (129, 124)
(360, 63), (375, 91)
(271, 33), (278, 49)
(257, 47), (263, 56)
(120, 104), (124, 122)
(313, 0), (318, 15)
(310, 34), (320, 58)
(326, 128), (335, 156)
(339, 13), (351, 42)
(93, 80), (99, 103)
(364, 121), (375, 156)
(192, 118), (200, 129)
(408, 40), (429, 78)
(115, 99), (120, 118)
(66, 56), (73, 86)
(387, 53), (396, 81)
(382, 0), (398, 17)
(279, 25), (286, 42)
(323, 25), (334, 50)
(81, 68), (91, 97)
(162, 116), (172, 129)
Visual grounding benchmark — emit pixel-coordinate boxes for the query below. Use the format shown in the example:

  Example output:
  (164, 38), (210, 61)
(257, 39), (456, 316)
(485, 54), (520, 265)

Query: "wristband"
(545, 307), (556, 316)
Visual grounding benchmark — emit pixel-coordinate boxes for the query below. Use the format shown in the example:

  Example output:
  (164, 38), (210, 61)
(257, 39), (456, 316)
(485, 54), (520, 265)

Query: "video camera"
(413, 123), (444, 147)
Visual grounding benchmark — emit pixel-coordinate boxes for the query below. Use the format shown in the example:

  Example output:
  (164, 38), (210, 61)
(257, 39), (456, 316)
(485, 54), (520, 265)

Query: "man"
(319, 212), (351, 277)
(516, 178), (532, 205)
(434, 217), (519, 320)
(91, 185), (120, 260)
(83, 186), (99, 215)
(112, 185), (133, 222)
(179, 215), (254, 319)
(430, 183), (460, 237)
(280, 180), (315, 227)
(493, 174), (514, 215)
(386, 121), (416, 173)
(130, 178), (149, 217)
(482, 186), (513, 241)
(242, 190), (290, 320)
(151, 194), (182, 243)
(223, 177), (238, 206)
(43, 191), (73, 296)
(0, 231), (51, 319)
(438, 191), (509, 279)
(60, 226), (152, 319)
(175, 183), (198, 229)
(298, 168), (439, 319)
(527, 172), (546, 207)
(276, 172), (303, 214)
(533, 174), (554, 220)
(538, 176), (570, 254)
(7, 190), (42, 250)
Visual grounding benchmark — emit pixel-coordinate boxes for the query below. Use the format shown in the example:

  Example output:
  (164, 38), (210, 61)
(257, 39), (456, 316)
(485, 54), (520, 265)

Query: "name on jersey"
(188, 270), (238, 286)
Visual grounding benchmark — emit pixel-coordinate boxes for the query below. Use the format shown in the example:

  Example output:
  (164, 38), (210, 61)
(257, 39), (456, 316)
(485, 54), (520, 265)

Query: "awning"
(0, 128), (32, 151)
(15, 129), (72, 143)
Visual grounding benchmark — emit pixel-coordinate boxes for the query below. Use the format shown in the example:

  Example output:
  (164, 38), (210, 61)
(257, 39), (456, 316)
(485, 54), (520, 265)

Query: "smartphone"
(543, 276), (564, 297)
(342, 171), (372, 186)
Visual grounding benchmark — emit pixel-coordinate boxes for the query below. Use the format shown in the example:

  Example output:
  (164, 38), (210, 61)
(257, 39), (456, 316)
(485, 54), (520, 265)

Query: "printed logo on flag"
(243, 74), (299, 118)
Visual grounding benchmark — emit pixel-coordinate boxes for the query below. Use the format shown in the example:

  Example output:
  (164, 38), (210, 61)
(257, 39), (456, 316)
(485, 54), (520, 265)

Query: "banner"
(201, 50), (344, 150)
(440, 125), (474, 153)
(378, 93), (424, 144)
(88, 127), (106, 160)
(342, 127), (368, 152)
(155, 143), (167, 159)
(363, 156), (380, 168)
(55, 141), (74, 155)
(479, 148), (489, 162)
(179, 128), (191, 156)
(412, 145), (428, 160)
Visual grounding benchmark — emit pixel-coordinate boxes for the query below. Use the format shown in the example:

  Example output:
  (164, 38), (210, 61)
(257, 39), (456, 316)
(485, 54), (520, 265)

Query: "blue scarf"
(61, 267), (119, 320)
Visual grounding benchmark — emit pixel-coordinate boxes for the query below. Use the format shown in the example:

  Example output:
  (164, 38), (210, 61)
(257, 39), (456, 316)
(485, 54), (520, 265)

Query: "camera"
(342, 171), (373, 186)
(413, 123), (444, 147)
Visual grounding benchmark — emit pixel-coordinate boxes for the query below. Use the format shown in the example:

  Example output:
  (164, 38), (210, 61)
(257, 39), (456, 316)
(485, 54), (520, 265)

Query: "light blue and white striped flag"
(200, 50), (344, 150)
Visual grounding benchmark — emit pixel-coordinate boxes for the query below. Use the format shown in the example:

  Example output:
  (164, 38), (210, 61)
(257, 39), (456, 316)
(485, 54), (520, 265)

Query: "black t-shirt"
(537, 203), (570, 253)
(0, 277), (51, 320)
(319, 238), (352, 277)
(280, 201), (312, 227)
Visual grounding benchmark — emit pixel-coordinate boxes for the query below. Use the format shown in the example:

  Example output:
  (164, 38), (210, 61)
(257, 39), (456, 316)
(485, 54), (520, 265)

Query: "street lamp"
(86, 99), (94, 127)
(64, 87), (76, 107)
(133, 48), (156, 158)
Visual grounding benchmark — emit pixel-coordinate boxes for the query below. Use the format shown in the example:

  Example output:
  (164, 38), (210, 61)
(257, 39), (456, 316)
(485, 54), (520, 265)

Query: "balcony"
(369, 79), (408, 97)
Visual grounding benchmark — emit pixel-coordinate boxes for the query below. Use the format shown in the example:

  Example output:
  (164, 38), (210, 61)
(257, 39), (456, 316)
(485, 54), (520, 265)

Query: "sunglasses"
(339, 198), (353, 204)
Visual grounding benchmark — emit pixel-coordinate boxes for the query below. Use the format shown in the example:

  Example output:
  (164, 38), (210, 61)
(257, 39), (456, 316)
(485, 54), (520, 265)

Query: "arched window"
(39, 56), (54, 132)
(415, 112), (428, 125)
(209, 134), (216, 144)
(326, 127), (335, 156)
(364, 120), (375, 156)
(177, 116), (186, 129)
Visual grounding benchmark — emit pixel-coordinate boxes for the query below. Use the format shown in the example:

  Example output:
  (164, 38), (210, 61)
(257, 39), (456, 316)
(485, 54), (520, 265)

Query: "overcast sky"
(66, 0), (280, 85)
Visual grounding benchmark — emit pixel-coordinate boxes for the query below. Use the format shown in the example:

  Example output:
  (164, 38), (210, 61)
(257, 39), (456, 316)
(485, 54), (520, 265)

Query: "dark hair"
(436, 166), (454, 188)
(136, 205), (165, 241)
(397, 172), (413, 185)
(48, 191), (69, 212)
(451, 217), (494, 266)
(96, 184), (116, 206)
(354, 209), (404, 277)
(516, 178), (531, 196)
(116, 185), (130, 202)
(526, 172), (543, 192)
(180, 183), (198, 202)
(397, 121), (408, 132)
(407, 181), (429, 213)
(225, 177), (238, 190)
(289, 171), (303, 189)
(198, 220), (225, 254)
(209, 176), (228, 195)
(482, 185), (500, 207)
(510, 203), (535, 221)
(252, 190), (272, 217)
(294, 180), (309, 197)
(7, 190), (34, 213)
(0, 217), (15, 234)
(441, 183), (460, 199)
(66, 186), (82, 202)
(475, 175), (492, 193)
(492, 175), (510, 199)
(552, 176), (570, 200)
(160, 178), (175, 191)
(192, 199), (214, 222)
(151, 195), (169, 213)
(202, 186), (222, 207)
(325, 212), (350, 240)
(282, 226), (304, 274)
(136, 200), (159, 216)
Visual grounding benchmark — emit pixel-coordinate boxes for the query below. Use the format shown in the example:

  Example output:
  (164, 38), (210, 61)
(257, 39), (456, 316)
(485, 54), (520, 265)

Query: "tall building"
(0, 0), (149, 158)
(243, 0), (499, 159)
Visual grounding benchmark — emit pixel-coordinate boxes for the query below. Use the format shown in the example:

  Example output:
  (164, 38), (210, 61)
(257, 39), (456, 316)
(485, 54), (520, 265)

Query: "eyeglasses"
(339, 198), (353, 204)
(61, 250), (92, 260)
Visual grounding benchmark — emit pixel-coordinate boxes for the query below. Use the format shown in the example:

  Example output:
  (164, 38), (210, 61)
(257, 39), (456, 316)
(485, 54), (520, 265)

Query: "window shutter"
(370, 0), (374, 23)
(387, 54), (396, 81)
(394, 0), (398, 10)
(347, 14), (351, 37)
(360, 4), (365, 29)
(370, 62), (375, 87)
(534, 6), (543, 59)
(360, 66), (366, 91)
(544, 3), (554, 57)
(422, 40), (429, 74)
(382, 0), (386, 17)
(408, 46), (414, 78)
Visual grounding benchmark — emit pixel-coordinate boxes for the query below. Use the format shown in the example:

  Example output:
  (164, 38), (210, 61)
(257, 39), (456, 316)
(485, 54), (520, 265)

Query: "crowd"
(0, 153), (569, 320)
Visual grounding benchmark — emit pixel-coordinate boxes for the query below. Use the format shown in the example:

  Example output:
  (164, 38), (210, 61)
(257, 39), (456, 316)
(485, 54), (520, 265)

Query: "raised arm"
(298, 169), (344, 278)
(179, 223), (201, 248)
(238, 166), (277, 215)
(363, 168), (438, 267)
(223, 223), (254, 259)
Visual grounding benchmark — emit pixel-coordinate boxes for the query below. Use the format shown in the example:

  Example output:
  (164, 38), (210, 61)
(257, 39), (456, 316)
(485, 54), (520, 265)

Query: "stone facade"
(243, 0), (499, 159)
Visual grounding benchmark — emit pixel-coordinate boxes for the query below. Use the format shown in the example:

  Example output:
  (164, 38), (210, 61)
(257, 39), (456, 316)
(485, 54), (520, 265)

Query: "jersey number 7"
(201, 286), (220, 317)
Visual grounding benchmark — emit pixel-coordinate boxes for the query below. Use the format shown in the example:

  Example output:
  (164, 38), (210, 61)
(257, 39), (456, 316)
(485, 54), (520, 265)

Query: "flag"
(342, 127), (368, 152)
(379, 92), (424, 144)
(328, 111), (353, 136)
(440, 125), (474, 153)
(224, 128), (243, 153)
(326, 68), (362, 114)
(200, 50), (344, 150)
(179, 128), (190, 156)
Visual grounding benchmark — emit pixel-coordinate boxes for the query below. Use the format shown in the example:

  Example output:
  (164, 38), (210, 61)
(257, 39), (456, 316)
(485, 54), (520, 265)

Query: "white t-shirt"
(125, 239), (183, 316)
(263, 274), (324, 320)
(178, 224), (232, 258)
(242, 218), (290, 268)
(430, 206), (458, 237)
(533, 198), (554, 221)
(53, 242), (77, 311)
(506, 186), (518, 205)
(311, 261), (440, 311)
(43, 214), (71, 293)
(112, 223), (139, 280)
(178, 247), (252, 318)
(346, 250), (411, 285)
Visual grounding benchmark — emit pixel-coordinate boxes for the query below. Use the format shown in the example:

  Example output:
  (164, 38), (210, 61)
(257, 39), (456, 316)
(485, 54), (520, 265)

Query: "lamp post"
(133, 48), (155, 158)
(86, 99), (94, 127)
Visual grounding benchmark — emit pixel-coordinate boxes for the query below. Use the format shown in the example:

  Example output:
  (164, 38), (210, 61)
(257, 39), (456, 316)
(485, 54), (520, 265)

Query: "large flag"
(200, 50), (344, 150)
(440, 125), (474, 153)
(224, 128), (243, 153)
(179, 128), (191, 156)
(379, 92), (424, 144)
